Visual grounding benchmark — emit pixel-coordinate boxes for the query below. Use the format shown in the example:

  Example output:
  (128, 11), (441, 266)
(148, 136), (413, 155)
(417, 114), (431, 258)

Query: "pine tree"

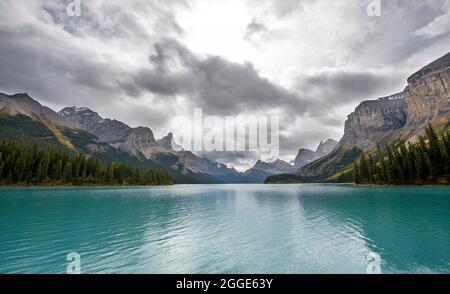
(0, 141), (173, 186)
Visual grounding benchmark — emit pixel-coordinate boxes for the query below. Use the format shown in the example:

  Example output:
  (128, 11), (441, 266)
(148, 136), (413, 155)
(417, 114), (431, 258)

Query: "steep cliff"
(59, 107), (130, 144)
(403, 52), (450, 136)
(294, 148), (315, 168)
(296, 52), (450, 182)
(338, 93), (407, 150)
(314, 139), (338, 159)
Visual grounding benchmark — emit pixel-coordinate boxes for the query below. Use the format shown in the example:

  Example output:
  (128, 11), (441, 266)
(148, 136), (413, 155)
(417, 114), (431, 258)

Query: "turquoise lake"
(0, 184), (449, 274)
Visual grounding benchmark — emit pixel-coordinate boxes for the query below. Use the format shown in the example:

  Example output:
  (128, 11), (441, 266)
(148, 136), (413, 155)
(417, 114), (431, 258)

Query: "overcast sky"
(1, 0), (449, 170)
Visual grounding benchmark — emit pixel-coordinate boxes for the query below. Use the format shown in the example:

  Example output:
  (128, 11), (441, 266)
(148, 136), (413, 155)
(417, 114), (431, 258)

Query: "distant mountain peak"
(0, 92), (71, 127)
(158, 132), (182, 151)
(314, 138), (338, 159)
(59, 106), (98, 117)
(58, 106), (132, 144)
(408, 52), (450, 83)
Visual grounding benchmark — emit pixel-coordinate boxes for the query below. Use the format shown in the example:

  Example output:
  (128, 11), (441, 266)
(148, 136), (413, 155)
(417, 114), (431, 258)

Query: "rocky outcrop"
(117, 127), (166, 158)
(293, 138), (337, 168)
(59, 107), (164, 157)
(244, 138), (338, 183)
(297, 52), (450, 182)
(294, 148), (315, 168)
(244, 159), (295, 183)
(338, 93), (407, 150)
(157, 132), (182, 151)
(1, 93), (72, 127)
(60, 106), (245, 183)
(403, 52), (450, 134)
(339, 53), (450, 152)
(314, 139), (338, 159)
(59, 107), (131, 144)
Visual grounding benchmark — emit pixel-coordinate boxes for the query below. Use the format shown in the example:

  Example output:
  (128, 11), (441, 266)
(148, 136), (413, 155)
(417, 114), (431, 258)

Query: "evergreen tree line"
(354, 125), (450, 184)
(0, 141), (173, 186)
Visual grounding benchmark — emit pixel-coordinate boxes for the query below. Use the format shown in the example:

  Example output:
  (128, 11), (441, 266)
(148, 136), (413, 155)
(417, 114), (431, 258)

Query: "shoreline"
(1, 183), (449, 188)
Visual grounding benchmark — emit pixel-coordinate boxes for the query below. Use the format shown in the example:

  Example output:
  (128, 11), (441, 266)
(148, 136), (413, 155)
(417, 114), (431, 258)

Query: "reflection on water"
(0, 184), (449, 273)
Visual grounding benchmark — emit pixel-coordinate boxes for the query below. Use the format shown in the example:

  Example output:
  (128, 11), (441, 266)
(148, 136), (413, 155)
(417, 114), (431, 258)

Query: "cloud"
(295, 70), (400, 112)
(244, 20), (268, 44)
(414, 10), (450, 39)
(133, 39), (309, 117)
(1, 0), (449, 168)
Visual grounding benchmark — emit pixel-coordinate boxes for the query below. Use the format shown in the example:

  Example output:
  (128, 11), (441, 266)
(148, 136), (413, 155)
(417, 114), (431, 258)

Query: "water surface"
(0, 184), (449, 273)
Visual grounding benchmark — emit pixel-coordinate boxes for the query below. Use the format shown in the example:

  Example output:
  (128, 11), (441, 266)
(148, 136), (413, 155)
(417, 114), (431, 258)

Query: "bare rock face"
(339, 93), (407, 150)
(118, 126), (163, 157)
(314, 139), (338, 159)
(243, 159), (295, 183)
(59, 107), (130, 144)
(157, 132), (182, 151)
(339, 53), (450, 151)
(252, 159), (295, 174)
(294, 148), (315, 168)
(59, 107), (164, 157)
(1, 93), (73, 127)
(404, 52), (450, 131)
(298, 52), (450, 181)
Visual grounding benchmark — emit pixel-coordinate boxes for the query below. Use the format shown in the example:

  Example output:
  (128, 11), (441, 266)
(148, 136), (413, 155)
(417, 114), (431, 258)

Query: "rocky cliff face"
(117, 126), (165, 158)
(294, 148), (315, 168)
(157, 132), (182, 151)
(314, 139), (338, 159)
(59, 107), (131, 144)
(404, 52), (450, 133)
(1, 93), (72, 128)
(59, 107), (164, 157)
(298, 52), (450, 181)
(60, 106), (245, 183)
(243, 138), (338, 183)
(293, 138), (337, 167)
(339, 53), (450, 151)
(243, 159), (295, 183)
(339, 93), (407, 150)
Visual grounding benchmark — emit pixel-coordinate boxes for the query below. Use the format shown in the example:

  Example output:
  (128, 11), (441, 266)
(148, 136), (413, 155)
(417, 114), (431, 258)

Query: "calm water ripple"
(0, 184), (449, 273)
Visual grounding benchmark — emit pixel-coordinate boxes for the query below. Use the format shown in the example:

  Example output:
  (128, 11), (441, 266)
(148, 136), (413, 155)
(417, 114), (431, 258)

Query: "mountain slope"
(244, 139), (338, 183)
(243, 159), (295, 183)
(0, 94), (161, 170)
(59, 106), (245, 183)
(268, 52), (450, 183)
(294, 149), (315, 168)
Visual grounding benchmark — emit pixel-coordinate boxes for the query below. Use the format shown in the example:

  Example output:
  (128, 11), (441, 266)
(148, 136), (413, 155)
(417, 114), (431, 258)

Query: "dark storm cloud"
(1, 0), (450, 167)
(295, 70), (401, 112)
(0, 25), (126, 103)
(0, 0), (186, 130)
(133, 39), (310, 116)
(43, 0), (186, 39)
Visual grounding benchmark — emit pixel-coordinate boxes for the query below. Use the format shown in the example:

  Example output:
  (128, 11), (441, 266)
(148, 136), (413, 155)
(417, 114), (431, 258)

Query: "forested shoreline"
(0, 141), (173, 186)
(353, 126), (450, 185)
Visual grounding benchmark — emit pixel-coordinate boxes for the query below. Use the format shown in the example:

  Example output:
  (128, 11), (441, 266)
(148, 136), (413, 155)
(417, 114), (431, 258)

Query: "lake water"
(0, 184), (449, 274)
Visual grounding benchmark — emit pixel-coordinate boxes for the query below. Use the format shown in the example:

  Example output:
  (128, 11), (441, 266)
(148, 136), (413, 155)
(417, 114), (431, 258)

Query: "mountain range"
(0, 92), (335, 183)
(267, 52), (450, 183)
(2, 52), (448, 184)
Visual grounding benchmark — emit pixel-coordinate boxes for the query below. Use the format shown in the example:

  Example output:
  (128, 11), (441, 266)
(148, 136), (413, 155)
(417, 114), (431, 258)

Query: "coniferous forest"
(0, 141), (173, 186)
(353, 125), (450, 185)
